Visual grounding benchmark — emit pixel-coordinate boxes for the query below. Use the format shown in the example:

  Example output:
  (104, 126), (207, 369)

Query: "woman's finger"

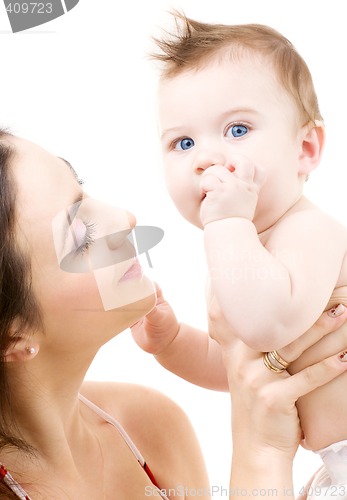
(277, 304), (347, 362)
(278, 350), (347, 402)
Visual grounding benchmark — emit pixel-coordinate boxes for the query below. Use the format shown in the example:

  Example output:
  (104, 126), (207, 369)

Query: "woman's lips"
(119, 258), (143, 282)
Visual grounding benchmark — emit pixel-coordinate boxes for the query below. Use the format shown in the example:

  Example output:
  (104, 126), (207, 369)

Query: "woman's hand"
(208, 297), (347, 498)
(211, 299), (347, 457)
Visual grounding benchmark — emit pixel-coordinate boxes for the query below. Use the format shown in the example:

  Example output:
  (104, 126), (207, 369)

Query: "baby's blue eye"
(226, 124), (249, 138)
(175, 137), (195, 151)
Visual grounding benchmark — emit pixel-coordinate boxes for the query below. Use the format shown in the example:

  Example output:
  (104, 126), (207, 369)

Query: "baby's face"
(158, 55), (306, 231)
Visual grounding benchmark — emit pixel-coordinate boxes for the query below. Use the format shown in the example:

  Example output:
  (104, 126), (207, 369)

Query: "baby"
(132, 13), (347, 488)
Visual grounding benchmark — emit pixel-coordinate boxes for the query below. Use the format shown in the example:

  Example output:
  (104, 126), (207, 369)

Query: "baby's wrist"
(154, 321), (181, 357)
(203, 216), (256, 230)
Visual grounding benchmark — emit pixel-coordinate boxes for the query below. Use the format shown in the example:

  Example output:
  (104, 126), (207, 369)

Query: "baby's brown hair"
(153, 12), (322, 126)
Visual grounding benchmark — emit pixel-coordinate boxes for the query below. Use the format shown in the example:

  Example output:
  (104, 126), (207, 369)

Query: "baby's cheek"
(167, 178), (184, 202)
(173, 194), (193, 217)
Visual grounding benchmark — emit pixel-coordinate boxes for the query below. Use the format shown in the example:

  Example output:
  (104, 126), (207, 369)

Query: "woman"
(0, 129), (346, 499)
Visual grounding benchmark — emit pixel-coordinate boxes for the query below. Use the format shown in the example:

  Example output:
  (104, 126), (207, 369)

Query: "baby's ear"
(298, 120), (325, 176)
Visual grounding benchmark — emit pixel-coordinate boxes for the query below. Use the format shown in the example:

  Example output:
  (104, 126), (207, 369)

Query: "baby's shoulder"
(270, 206), (347, 243)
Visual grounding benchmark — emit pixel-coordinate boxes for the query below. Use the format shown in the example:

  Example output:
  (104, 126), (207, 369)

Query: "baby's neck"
(256, 195), (316, 238)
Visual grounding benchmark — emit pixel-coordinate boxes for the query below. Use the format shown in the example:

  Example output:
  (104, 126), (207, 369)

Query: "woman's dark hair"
(0, 129), (42, 497)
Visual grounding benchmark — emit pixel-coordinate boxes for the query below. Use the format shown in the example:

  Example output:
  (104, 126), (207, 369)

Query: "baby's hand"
(199, 155), (266, 226)
(131, 283), (180, 355)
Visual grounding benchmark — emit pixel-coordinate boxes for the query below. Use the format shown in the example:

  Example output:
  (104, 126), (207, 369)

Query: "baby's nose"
(193, 150), (225, 173)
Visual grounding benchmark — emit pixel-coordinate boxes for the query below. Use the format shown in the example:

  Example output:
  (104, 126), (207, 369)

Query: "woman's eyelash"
(76, 221), (97, 255)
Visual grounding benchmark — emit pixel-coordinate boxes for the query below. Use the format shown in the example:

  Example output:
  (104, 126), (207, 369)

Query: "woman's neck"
(5, 351), (94, 461)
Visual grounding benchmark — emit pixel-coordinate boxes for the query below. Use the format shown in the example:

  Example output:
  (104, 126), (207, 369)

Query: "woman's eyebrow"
(59, 157), (84, 185)
(58, 156), (85, 218)
(55, 157), (85, 247)
(60, 196), (84, 251)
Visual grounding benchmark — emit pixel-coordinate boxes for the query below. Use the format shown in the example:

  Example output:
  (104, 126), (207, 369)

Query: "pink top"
(0, 394), (169, 500)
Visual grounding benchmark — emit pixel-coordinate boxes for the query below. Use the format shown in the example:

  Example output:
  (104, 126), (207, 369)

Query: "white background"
(1, 0), (346, 495)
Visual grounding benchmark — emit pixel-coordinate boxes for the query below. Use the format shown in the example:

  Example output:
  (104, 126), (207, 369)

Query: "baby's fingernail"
(338, 351), (347, 362)
(327, 304), (346, 317)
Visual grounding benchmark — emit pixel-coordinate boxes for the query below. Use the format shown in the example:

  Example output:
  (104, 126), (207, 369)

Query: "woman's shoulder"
(80, 380), (198, 449)
(81, 380), (184, 422)
(81, 381), (203, 451)
(80, 381), (209, 491)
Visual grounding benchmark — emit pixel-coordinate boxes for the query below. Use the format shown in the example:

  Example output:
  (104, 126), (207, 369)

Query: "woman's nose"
(105, 209), (136, 250)
(127, 211), (136, 230)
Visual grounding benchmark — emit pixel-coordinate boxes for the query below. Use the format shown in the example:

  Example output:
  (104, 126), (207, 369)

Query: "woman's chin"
(108, 291), (156, 334)
(93, 268), (156, 312)
(113, 278), (156, 321)
(128, 288), (157, 318)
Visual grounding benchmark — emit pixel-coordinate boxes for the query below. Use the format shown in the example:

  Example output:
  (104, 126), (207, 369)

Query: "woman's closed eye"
(70, 218), (97, 255)
(225, 122), (250, 138)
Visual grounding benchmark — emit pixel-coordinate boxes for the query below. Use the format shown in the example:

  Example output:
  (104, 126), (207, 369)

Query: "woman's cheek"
(39, 272), (103, 315)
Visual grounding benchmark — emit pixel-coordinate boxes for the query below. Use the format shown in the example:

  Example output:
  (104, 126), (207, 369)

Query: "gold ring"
(270, 350), (290, 369)
(263, 350), (290, 373)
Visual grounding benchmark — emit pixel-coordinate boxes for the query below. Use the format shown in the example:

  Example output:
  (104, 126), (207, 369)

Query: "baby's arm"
(131, 286), (228, 390)
(204, 209), (347, 351)
(200, 158), (347, 351)
(156, 322), (228, 390)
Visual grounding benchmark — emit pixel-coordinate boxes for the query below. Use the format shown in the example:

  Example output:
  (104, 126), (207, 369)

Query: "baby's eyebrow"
(217, 107), (260, 123)
(160, 107), (260, 141)
(160, 126), (185, 141)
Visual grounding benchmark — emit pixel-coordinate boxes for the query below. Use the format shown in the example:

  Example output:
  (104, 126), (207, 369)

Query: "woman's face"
(9, 135), (156, 355)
